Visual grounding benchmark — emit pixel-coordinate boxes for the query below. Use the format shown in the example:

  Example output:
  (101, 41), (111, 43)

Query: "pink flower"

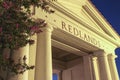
(0, 27), (2, 33)
(2, 1), (13, 9)
(30, 26), (42, 34)
(7, 15), (10, 18)
(3, 52), (10, 60)
(30, 26), (37, 30)
(16, 24), (19, 28)
(8, 35), (12, 41)
(3, 2), (9, 9)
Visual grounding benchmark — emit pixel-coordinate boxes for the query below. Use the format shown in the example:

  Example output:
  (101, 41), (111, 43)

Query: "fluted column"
(94, 50), (112, 80)
(35, 26), (53, 80)
(108, 54), (119, 80)
(92, 56), (100, 80)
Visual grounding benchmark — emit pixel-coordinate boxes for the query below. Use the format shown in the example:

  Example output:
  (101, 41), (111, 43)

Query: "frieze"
(61, 21), (101, 48)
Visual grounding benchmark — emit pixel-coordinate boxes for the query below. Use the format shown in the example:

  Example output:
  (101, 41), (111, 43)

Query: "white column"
(108, 54), (119, 80)
(9, 44), (29, 80)
(92, 56), (100, 80)
(94, 50), (112, 80)
(35, 26), (53, 80)
(29, 34), (37, 80)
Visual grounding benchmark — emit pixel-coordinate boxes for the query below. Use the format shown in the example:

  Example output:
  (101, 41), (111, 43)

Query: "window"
(53, 73), (58, 80)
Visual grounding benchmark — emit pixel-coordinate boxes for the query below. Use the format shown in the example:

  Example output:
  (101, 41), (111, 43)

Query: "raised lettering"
(62, 21), (67, 30)
(68, 25), (73, 33)
(79, 30), (83, 39)
(61, 21), (101, 47)
(73, 27), (79, 36)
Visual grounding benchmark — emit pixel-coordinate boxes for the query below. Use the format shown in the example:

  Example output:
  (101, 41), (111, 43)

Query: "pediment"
(80, 8), (106, 33)
(54, 0), (120, 43)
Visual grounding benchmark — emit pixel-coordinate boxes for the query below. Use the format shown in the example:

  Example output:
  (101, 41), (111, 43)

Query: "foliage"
(0, 0), (54, 77)
(0, 55), (34, 74)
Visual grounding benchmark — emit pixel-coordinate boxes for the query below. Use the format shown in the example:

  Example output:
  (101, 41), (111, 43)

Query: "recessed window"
(53, 73), (58, 80)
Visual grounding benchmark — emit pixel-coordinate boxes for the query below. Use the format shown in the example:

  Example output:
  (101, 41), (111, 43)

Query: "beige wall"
(62, 64), (84, 80)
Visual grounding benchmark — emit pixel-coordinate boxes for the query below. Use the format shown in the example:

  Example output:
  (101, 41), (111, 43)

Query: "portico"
(29, 0), (120, 80)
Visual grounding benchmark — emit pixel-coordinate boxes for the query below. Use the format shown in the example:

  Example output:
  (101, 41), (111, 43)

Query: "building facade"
(28, 0), (120, 80)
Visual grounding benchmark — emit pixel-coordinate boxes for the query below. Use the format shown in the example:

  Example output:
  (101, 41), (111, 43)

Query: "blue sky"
(91, 0), (120, 35)
(91, 0), (120, 77)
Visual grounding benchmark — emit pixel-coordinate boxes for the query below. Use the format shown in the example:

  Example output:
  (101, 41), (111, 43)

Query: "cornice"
(49, 2), (120, 47)
(87, 1), (120, 40)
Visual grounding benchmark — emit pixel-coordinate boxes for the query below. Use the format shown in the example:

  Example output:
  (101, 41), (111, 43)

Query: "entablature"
(32, 0), (120, 52)
(49, 0), (120, 47)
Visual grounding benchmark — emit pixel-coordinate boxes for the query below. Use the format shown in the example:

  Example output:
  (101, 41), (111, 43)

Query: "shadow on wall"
(115, 48), (120, 77)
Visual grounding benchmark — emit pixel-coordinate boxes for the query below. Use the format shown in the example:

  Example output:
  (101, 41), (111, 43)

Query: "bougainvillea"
(0, 0), (54, 77)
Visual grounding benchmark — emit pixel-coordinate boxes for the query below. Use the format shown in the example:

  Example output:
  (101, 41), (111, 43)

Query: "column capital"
(41, 24), (53, 33)
(93, 50), (112, 80)
(108, 54), (118, 60)
(93, 50), (107, 57)
(108, 54), (119, 80)
(92, 56), (98, 61)
(35, 23), (53, 80)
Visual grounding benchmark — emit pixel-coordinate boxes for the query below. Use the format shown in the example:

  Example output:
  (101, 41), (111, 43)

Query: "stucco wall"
(62, 63), (84, 80)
